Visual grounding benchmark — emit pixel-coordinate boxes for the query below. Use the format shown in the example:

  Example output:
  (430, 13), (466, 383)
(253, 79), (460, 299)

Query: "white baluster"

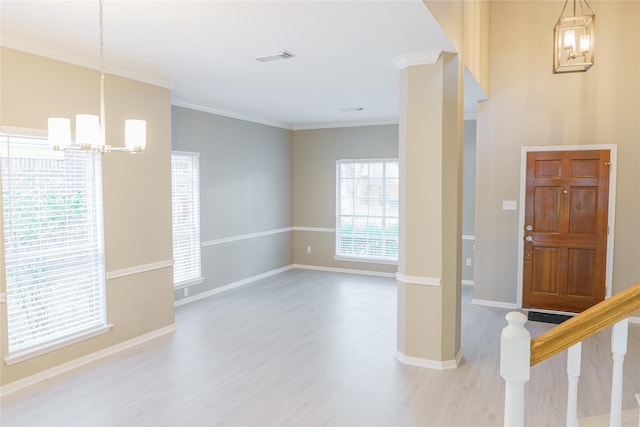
(610, 318), (628, 427)
(501, 311), (531, 427)
(566, 342), (582, 427)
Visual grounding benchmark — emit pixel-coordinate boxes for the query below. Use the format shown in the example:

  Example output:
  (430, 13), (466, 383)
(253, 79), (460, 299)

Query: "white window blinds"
(336, 159), (399, 262)
(1, 134), (106, 354)
(171, 151), (202, 287)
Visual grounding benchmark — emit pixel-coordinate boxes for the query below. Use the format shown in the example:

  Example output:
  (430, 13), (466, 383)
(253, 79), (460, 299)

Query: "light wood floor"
(1, 269), (638, 426)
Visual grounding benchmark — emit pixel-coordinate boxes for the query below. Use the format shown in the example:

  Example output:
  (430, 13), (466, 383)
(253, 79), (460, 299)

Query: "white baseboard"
(395, 349), (463, 370)
(461, 280), (474, 286)
(472, 298), (518, 310)
(292, 263), (396, 278)
(175, 263), (396, 308)
(174, 265), (294, 307)
(0, 324), (177, 397)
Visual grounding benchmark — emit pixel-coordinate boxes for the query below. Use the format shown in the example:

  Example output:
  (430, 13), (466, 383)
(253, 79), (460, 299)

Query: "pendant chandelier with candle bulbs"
(48, 0), (146, 153)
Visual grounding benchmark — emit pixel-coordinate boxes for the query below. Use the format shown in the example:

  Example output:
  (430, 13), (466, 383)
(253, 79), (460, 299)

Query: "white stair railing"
(500, 312), (530, 427)
(610, 319), (629, 427)
(566, 342), (582, 427)
(500, 316), (631, 427)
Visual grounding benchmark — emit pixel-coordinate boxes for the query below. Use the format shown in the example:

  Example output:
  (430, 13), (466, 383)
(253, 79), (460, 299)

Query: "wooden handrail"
(530, 281), (640, 366)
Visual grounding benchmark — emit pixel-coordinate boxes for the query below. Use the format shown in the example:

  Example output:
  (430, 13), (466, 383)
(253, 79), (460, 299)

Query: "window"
(336, 159), (399, 262)
(1, 134), (106, 356)
(171, 151), (202, 287)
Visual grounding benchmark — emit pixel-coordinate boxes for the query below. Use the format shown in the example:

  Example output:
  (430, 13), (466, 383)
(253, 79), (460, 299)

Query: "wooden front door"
(522, 150), (610, 313)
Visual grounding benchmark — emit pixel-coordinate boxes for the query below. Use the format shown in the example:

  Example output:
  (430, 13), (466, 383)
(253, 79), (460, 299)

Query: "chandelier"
(553, 0), (595, 73)
(48, 0), (146, 153)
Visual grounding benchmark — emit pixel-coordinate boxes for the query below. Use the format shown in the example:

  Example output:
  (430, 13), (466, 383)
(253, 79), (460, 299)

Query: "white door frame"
(516, 144), (618, 311)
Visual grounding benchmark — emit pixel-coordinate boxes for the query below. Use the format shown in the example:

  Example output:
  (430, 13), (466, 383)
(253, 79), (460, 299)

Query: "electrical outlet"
(306, 246), (311, 254)
(466, 258), (472, 266)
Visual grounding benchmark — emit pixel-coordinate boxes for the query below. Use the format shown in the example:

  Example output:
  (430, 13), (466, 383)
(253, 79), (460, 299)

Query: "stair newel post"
(566, 342), (582, 427)
(501, 311), (531, 427)
(610, 318), (628, 427)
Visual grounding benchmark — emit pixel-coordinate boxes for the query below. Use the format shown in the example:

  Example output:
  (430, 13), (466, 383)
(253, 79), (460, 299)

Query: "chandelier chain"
(99, 0), (104, 80)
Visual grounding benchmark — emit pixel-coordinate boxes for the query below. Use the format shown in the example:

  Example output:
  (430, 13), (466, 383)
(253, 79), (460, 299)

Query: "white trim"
(472, 298), (518, 310)
(394, 349), (462, 370)
(5, 324), (114, 366)
(172, 150), (199, 158)
(462, 280), (474, 286)
(174, 276), (205, 290)
(201, 227), (292, 247)
(172, 100), (399, 131)
(334, 255), (397, 266)
(292, 226), (335, 233)
(464, 112), (477, 121)
(393, 50), (442, 70)
(0, 125), (48, 138)
(2, 37), (174, 89)
(516, 145), (618, 308)
(292, 264), (396, 278)
(0, 324), (176, 397)
(106, 259), (174, 281)
(462, 235), (475, 241)
(626, 316), (639, 325)
(292, 119), (399, 131)
(396, 273), (440, 286)
(172, 100), (291, 130)
(174, 265), (294, 307)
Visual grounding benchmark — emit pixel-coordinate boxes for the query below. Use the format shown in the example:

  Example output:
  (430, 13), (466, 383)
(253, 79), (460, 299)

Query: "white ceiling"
(1, 0), (463, 130)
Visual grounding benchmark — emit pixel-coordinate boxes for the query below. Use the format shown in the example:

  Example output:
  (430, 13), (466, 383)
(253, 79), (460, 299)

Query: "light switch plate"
(502, 200), (517, 210)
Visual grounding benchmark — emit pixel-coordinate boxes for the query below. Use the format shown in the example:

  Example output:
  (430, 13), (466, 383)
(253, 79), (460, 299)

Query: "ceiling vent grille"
(253, 50), (295, 62)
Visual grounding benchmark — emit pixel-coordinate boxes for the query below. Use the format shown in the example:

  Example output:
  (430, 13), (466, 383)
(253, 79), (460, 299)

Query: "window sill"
(4, 324), (114, 366)
(333, 256), (398, 266)
(174, 276), (205, 290)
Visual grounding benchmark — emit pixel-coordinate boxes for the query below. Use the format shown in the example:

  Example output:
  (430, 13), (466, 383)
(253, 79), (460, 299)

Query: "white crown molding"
(292, 119), (399, 131)
(2, 38), (174, 89)
(106, 259), (174, 281)
(396, 273), (440, 286)
(0, 325), (176, 397)
(393, 50), (442, 70)
(172, 101), (399, 132)
(395, 350), (462, 370)
(171, 100), (292, 130)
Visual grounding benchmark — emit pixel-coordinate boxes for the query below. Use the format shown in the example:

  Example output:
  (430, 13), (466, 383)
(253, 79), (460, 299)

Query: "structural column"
(395, 51), (463, 368)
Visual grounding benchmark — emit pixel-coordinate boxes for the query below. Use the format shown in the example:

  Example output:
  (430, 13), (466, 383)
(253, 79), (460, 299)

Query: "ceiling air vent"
(253, 50), (296, 62)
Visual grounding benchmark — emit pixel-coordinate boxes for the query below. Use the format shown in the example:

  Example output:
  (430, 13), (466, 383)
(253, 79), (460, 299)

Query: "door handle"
(525, 236), (534, 242)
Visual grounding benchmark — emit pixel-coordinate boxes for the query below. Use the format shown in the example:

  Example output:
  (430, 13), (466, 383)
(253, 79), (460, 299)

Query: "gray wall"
(292, 125), (399, 274)
(170, 112), (478, 292)
(171, 106), (293, 301)
(462, 120), (476, 284)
